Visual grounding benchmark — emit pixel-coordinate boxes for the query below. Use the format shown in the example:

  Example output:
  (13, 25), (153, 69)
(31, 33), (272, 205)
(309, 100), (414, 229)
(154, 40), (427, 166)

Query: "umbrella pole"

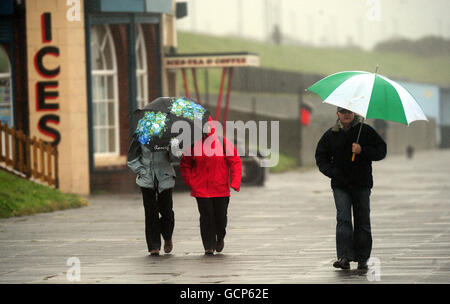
(352, 118), (365, 162)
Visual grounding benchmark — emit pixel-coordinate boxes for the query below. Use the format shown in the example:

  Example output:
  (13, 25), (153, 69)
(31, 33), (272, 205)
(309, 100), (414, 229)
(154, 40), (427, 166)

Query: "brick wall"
(143, 23), (160, 101)
(91, 167), (140, 193)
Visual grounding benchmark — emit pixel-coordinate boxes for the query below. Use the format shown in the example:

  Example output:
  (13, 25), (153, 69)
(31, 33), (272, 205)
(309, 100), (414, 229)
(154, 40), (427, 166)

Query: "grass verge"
(0, 169), (89, 218)
(269, 152), (298, 173)
(177, 31), (450, 93)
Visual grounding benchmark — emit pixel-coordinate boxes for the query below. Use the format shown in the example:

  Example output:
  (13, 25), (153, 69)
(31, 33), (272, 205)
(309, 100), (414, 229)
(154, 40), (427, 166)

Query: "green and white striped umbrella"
(307, 70), (428, 125)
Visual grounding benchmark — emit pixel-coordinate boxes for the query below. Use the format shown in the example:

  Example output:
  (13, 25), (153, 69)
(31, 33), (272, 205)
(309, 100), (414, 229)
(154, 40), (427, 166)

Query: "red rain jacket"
(180, 130), (242, 198)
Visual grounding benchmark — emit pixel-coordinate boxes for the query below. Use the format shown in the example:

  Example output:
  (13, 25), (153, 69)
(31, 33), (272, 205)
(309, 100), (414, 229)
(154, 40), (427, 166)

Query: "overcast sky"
(176, 0), (450, 49)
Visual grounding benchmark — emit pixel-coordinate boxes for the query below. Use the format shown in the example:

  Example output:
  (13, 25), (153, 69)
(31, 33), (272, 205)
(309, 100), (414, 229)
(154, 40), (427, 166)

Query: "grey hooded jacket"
(127, 134), (176, 192)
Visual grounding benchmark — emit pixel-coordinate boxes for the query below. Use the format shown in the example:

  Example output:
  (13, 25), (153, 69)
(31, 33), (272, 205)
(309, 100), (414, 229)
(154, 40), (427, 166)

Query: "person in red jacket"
(180, 121), (242, 255)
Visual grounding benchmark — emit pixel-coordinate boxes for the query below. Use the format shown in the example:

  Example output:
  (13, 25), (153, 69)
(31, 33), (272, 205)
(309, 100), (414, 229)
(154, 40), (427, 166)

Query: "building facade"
(0, 0), (180, 194)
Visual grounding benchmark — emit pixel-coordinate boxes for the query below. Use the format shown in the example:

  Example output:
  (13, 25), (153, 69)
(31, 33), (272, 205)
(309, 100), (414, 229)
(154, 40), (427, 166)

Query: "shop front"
(1, 0), (179, 194)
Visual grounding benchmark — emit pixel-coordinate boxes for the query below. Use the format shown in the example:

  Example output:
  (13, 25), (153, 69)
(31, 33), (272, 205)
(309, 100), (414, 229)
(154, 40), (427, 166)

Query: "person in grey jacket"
(127, 133), (177, 256)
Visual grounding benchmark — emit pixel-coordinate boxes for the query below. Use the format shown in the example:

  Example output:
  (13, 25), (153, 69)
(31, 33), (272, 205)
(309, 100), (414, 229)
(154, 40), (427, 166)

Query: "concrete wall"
(385, 120), (436, 155)
(440, 87), (450, 148)
(398, 81), (441, 144)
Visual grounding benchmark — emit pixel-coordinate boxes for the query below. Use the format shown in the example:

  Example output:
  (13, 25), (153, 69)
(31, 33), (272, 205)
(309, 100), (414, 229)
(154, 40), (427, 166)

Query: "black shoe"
(333, 257), (350, 269)
(149, 249), (160, 256)
(357, 260), (368, 270)
(204, 249), (214, 255)
(164, 240), (173, 254)
(216, 239), (224, 253)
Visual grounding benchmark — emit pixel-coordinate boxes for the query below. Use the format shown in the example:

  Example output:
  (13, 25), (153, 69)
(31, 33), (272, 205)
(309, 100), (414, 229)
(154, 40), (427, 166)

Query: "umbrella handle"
(352, 118), (365, 162)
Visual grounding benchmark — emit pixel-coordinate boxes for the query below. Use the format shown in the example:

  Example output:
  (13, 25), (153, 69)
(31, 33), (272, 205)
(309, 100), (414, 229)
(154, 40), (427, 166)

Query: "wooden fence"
(0, 121), (58, 188)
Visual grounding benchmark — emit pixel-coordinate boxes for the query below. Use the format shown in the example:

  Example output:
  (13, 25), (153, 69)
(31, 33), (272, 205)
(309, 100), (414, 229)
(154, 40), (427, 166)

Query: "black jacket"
(315, 117), (387, 189)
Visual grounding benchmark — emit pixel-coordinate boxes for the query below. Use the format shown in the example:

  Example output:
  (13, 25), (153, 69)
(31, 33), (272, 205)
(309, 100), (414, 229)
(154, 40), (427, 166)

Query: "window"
(136, 24), (148, 109)
(90, 24), (119, 155)
(0, 45), (13, 127)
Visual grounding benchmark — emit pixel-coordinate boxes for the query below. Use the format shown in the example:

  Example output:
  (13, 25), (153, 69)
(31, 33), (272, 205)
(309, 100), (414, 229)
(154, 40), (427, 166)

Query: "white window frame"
(0, 45), (13, 159)
(0, 45), (13, 127)
(136, 24), (148, 109)
(90, 24), (120, 156)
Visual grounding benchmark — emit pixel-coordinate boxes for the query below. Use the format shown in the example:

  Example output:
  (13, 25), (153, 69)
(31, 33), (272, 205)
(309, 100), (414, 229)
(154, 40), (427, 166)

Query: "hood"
(332, 115), (364, 132)
(189, 115), (216, 152)
(206, 115), (216, 136)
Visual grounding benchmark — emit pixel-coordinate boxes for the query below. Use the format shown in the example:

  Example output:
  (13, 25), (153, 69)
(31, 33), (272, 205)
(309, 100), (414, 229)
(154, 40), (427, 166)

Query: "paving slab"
(0, 149), (449, 284)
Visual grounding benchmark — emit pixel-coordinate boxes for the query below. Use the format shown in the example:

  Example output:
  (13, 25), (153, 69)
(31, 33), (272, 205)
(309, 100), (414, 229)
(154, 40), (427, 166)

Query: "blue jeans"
(332, 187), (372, 262)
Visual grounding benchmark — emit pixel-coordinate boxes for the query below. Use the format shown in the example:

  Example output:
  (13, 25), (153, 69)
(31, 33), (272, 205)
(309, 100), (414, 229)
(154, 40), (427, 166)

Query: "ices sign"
(34, 12), (61, 146)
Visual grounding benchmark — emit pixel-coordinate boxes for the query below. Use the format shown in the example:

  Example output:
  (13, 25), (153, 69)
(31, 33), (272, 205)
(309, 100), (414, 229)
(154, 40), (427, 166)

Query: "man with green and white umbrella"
(309, 68), (427, 270)
(315, 107), (386, 270)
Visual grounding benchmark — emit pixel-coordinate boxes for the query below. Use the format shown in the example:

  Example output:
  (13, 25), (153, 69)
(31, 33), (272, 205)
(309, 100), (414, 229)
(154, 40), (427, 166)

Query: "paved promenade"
(0, 149), (449, 284)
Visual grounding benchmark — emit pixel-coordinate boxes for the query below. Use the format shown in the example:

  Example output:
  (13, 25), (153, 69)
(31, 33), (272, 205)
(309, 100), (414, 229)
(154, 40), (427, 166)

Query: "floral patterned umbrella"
(133, 97), (210, 151)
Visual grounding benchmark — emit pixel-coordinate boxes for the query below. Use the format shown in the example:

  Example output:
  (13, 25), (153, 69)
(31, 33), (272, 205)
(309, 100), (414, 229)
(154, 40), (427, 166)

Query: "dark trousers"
(332, 187), (372, 262)
(196, 197), (230, 250)
(140, 187), (174, 251)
